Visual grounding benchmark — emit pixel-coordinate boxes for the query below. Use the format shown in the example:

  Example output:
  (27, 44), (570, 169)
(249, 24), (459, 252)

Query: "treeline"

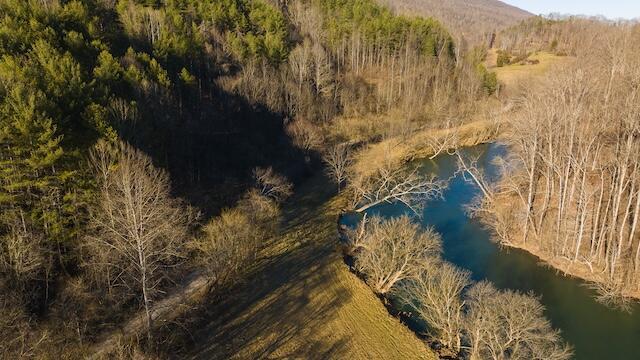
(496, 15), (626, 57)
(380, 0), (532, 47)
(479, 21), (640, 304)
(233, 0), (493, 144)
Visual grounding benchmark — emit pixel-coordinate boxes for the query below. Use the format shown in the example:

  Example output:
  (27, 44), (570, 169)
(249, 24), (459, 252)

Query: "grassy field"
(186, 173), (435, 359)
(488, 50), (573, 92)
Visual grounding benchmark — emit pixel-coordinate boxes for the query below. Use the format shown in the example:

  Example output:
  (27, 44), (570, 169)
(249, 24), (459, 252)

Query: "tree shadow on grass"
(184, 236), (352, 359)
(159, 174), (352, 359)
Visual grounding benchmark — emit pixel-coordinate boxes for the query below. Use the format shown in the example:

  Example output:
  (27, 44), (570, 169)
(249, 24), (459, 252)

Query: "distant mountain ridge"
(379, 0), (533, 45)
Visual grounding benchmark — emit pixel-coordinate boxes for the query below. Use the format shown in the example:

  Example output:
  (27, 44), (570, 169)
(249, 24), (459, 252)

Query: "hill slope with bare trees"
(379, 0), (533, 45)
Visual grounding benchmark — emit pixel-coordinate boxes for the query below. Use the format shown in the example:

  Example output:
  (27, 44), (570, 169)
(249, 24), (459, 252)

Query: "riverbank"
(349, 50), (571, 183)
(351, 115), (504, 180)
(486, 193), (640, 303)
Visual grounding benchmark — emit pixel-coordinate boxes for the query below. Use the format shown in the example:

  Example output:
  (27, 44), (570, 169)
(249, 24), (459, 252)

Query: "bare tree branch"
(350, 165), (447, 215)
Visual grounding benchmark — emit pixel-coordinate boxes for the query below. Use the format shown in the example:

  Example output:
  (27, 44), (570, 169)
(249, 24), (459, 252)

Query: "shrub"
(496, 50), (511, 67)
(194, 190), (280, 289)
(476, 64), (498, 95)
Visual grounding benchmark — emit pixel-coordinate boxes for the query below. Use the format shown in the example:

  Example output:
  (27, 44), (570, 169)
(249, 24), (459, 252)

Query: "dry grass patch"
(328, 110), (421, 145)
(490, 51), (573, 91)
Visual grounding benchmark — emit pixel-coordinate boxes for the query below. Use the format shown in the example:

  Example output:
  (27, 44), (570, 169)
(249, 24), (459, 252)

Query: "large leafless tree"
(353, 216), (441, 294)
(87, 141), (191, 345)
(464, 282), (573, 360)
(399, 262), (470, 355)
(322, 143), (351, 191)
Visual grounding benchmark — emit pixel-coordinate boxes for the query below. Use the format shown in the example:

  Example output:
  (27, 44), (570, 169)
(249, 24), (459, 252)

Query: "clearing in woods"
(187, 173), (435, 359)
(487, 50), (572, 91)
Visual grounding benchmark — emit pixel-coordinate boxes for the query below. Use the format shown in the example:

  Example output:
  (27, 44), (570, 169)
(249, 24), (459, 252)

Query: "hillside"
(379, 0), (532, 45)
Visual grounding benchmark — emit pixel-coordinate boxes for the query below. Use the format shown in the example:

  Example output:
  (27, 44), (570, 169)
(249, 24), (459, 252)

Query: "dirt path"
(187, 173), (434, 359)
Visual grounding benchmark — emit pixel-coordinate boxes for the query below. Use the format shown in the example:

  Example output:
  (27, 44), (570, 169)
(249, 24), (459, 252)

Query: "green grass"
(186, 173), (435, 359)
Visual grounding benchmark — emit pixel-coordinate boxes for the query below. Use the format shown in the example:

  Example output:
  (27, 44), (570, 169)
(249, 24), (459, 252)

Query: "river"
(342, 143), (640, 360)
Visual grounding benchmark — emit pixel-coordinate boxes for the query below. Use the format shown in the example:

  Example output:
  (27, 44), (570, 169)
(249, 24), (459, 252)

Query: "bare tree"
(86, 141), (191, 345)
(455, 150), (519, 246)
(322, 143), (351, 191)
(350, 164), (447, 215)
(353, 216), (441, 294)
(455, 150), (495, 200)
(464, 282), (572, 360)
(0, 287), (39, 358)
(399, 262), (470, 355)
(117, 1), (165, 44)
(289, 40), (312, 92)
(311, 42), (334, 97)
(109, 98), (138, 128)
(253, 167), (293, 203)
(285, 118), (322, 155)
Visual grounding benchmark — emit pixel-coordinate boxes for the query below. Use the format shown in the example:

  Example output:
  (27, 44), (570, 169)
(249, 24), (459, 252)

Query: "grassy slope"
(488, 50), (573, 91)
(188, 173), (434, 359)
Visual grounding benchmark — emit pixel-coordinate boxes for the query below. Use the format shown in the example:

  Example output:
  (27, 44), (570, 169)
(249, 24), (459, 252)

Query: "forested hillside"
(0, 0), (495, 357)
(495, 16), (618, 56)
(379, 0), (532, 46)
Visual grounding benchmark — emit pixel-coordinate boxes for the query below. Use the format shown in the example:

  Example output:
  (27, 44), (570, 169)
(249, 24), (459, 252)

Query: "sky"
(502, 0), (640, 20)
